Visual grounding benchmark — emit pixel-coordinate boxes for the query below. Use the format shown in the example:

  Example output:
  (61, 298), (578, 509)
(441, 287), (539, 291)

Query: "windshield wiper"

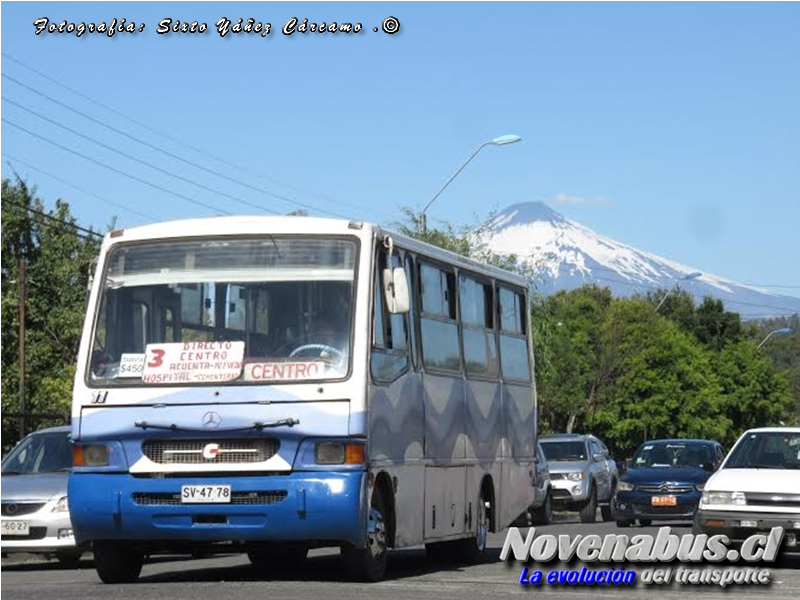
(134, 418), (300, 433)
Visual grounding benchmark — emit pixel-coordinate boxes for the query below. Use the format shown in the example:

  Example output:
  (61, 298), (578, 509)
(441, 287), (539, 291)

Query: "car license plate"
(181, 485), (231, 504)
(652, 495), (677, 507)
(1, 520), (30, 536)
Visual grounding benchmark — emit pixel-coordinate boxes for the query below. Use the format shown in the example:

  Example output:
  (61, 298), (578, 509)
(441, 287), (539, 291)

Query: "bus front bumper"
(68, 471), (367, 547)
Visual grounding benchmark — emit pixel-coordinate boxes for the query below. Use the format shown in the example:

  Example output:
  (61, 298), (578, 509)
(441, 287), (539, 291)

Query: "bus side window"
(498, 287), (530, 383)
(419, 262), (461, 373)
(371, 250), (409, 383)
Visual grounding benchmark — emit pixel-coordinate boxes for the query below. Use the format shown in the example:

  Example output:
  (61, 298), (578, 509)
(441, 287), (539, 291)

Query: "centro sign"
(202, 443), (220, 460)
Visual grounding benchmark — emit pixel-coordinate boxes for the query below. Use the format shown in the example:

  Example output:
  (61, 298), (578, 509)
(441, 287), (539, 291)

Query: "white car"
(694, 427), (800, 550)
(1, 426), (86, 566)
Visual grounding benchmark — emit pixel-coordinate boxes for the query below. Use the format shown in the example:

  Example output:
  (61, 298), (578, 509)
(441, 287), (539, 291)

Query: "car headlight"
(52, 496), (69, 513)
(567, 472), (585, 482)
(695, 483), (705, 492)
(617, 481), (635, 492)
(703, 491), (746, 505)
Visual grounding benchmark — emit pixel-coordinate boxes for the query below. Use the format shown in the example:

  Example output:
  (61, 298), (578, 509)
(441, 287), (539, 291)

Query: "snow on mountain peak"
(483, 202), (800, 319)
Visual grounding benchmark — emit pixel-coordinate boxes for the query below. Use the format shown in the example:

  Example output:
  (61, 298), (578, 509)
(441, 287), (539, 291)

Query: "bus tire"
(93, 541), (143, 584)
(452, 488), (491, 563)
(342, 488), (389, 582)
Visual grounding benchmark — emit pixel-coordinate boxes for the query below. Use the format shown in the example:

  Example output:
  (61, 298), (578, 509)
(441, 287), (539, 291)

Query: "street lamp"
(419, 134), (522, 234)
(655, 271), (702, 311)
(757, 327), (792, 349)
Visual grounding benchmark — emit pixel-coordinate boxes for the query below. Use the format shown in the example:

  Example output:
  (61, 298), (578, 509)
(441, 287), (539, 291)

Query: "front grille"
(132, 491), (288, 506)
(1, 526), (47, 540)
(1, 502), (45, 516)
(142, 438), (279, 465)
(745, 493), (800, 508)
(637, 484), (695, 494)
(549, 473), (566, 480)
(633, 502), (697, 516)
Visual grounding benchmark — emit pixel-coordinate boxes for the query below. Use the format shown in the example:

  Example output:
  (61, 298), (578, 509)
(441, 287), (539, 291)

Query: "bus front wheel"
(93, 541), (143, 584)
(342, 489), (389, 582)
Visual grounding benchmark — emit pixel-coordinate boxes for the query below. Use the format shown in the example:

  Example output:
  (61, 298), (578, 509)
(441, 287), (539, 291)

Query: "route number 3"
(147, 348), (166, 368)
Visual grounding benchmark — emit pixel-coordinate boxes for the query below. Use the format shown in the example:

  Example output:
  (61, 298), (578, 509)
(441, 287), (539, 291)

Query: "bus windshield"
(88, 236), (357, 385)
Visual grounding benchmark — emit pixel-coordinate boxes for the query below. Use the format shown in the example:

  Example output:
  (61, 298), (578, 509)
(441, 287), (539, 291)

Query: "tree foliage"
(2, 177), (100, 445)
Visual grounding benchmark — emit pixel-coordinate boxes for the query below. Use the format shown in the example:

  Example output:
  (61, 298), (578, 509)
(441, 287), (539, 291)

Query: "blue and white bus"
(68, 216), (538, 583)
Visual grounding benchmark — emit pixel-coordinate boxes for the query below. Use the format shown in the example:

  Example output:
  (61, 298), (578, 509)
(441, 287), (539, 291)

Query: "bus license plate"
(652, 495), (677, 507)
(1, 521), (30, 536)
(181, 485), (231, 504)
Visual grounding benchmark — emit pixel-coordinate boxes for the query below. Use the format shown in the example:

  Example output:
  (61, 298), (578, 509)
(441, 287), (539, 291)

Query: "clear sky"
(2, 2), (798, 297)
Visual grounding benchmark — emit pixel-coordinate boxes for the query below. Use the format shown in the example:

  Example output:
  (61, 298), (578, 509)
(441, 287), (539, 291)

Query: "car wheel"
(93, 541), (144, 584)
(600, 482), (616, 521)
(639, 519), (652, 527)
(342, 488), (389, 582)
(616, 519), (633, 528)
(533, 490), (552, 525)
(55, 550), (83, 568)
(579, 485), (597, 523)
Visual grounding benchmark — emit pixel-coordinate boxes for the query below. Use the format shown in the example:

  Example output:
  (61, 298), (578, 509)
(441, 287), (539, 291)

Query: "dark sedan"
(614, 439), (725, 527)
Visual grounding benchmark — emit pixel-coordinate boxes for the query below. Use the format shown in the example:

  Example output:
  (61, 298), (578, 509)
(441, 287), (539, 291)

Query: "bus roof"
(103, 215), (531, 289)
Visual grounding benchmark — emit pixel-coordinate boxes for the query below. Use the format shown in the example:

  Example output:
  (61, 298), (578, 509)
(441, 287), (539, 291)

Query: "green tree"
(591, 299), (728, 457)
(2, 177), (101, 445)
(713, 340), (795, 437)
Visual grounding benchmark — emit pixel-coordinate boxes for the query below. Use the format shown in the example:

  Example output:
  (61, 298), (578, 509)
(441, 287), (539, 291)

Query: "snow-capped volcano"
(484, 202), (800, 319)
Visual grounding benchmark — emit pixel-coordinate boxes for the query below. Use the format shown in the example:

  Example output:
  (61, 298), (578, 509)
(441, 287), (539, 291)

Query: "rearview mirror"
(592, 452), (604, 462)
(383, 267), (410, 314)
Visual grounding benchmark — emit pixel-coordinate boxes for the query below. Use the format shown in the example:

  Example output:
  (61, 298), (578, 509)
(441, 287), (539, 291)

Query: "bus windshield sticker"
(141, 341), (245, 384)
(243, 361), (327, 382)
(119, 353), (146, 378)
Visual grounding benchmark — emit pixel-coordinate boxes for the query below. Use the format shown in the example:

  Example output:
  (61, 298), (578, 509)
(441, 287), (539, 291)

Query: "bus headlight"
(73, 444), (111, 467)
(315, 442), (365, 465)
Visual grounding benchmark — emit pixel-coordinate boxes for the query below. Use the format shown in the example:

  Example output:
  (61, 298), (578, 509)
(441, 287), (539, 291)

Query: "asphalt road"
(3, 518), (800, 600)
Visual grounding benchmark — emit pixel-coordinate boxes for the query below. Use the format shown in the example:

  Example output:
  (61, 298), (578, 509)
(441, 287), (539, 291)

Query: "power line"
(4, 155), (159, 222)
(2, 199), (100, 242)
(1, 55), (367, 218)
(3, 96), (283, 216)
(3, 118), (228, 216)
(2, 74), (343, 218)
(2, 186), (102, 239)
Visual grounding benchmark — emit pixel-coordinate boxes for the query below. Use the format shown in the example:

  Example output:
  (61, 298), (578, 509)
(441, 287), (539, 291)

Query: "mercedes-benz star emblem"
(202, 411), (222, 428)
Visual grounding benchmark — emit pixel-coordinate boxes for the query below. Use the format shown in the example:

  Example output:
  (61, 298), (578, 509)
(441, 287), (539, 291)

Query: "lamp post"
(419, 134), (522, 235)
(757, 327), (791, 349)
(655, 271), (702, 311)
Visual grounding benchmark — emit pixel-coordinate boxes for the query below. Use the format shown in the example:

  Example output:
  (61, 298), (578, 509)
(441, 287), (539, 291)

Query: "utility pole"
(19, 257), (27, 438)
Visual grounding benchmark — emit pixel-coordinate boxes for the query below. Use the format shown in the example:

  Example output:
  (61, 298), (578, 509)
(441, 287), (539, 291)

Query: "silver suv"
(540, 433), (618, 523)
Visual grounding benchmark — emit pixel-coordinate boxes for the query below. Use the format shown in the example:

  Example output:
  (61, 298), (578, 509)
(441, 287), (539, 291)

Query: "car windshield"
(724, 431), (800, 470)
(632, 441), (713, 469)
(89, 236), (357, 385)
(540, 440), (587, 461)
(1, 431), (72, 474)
